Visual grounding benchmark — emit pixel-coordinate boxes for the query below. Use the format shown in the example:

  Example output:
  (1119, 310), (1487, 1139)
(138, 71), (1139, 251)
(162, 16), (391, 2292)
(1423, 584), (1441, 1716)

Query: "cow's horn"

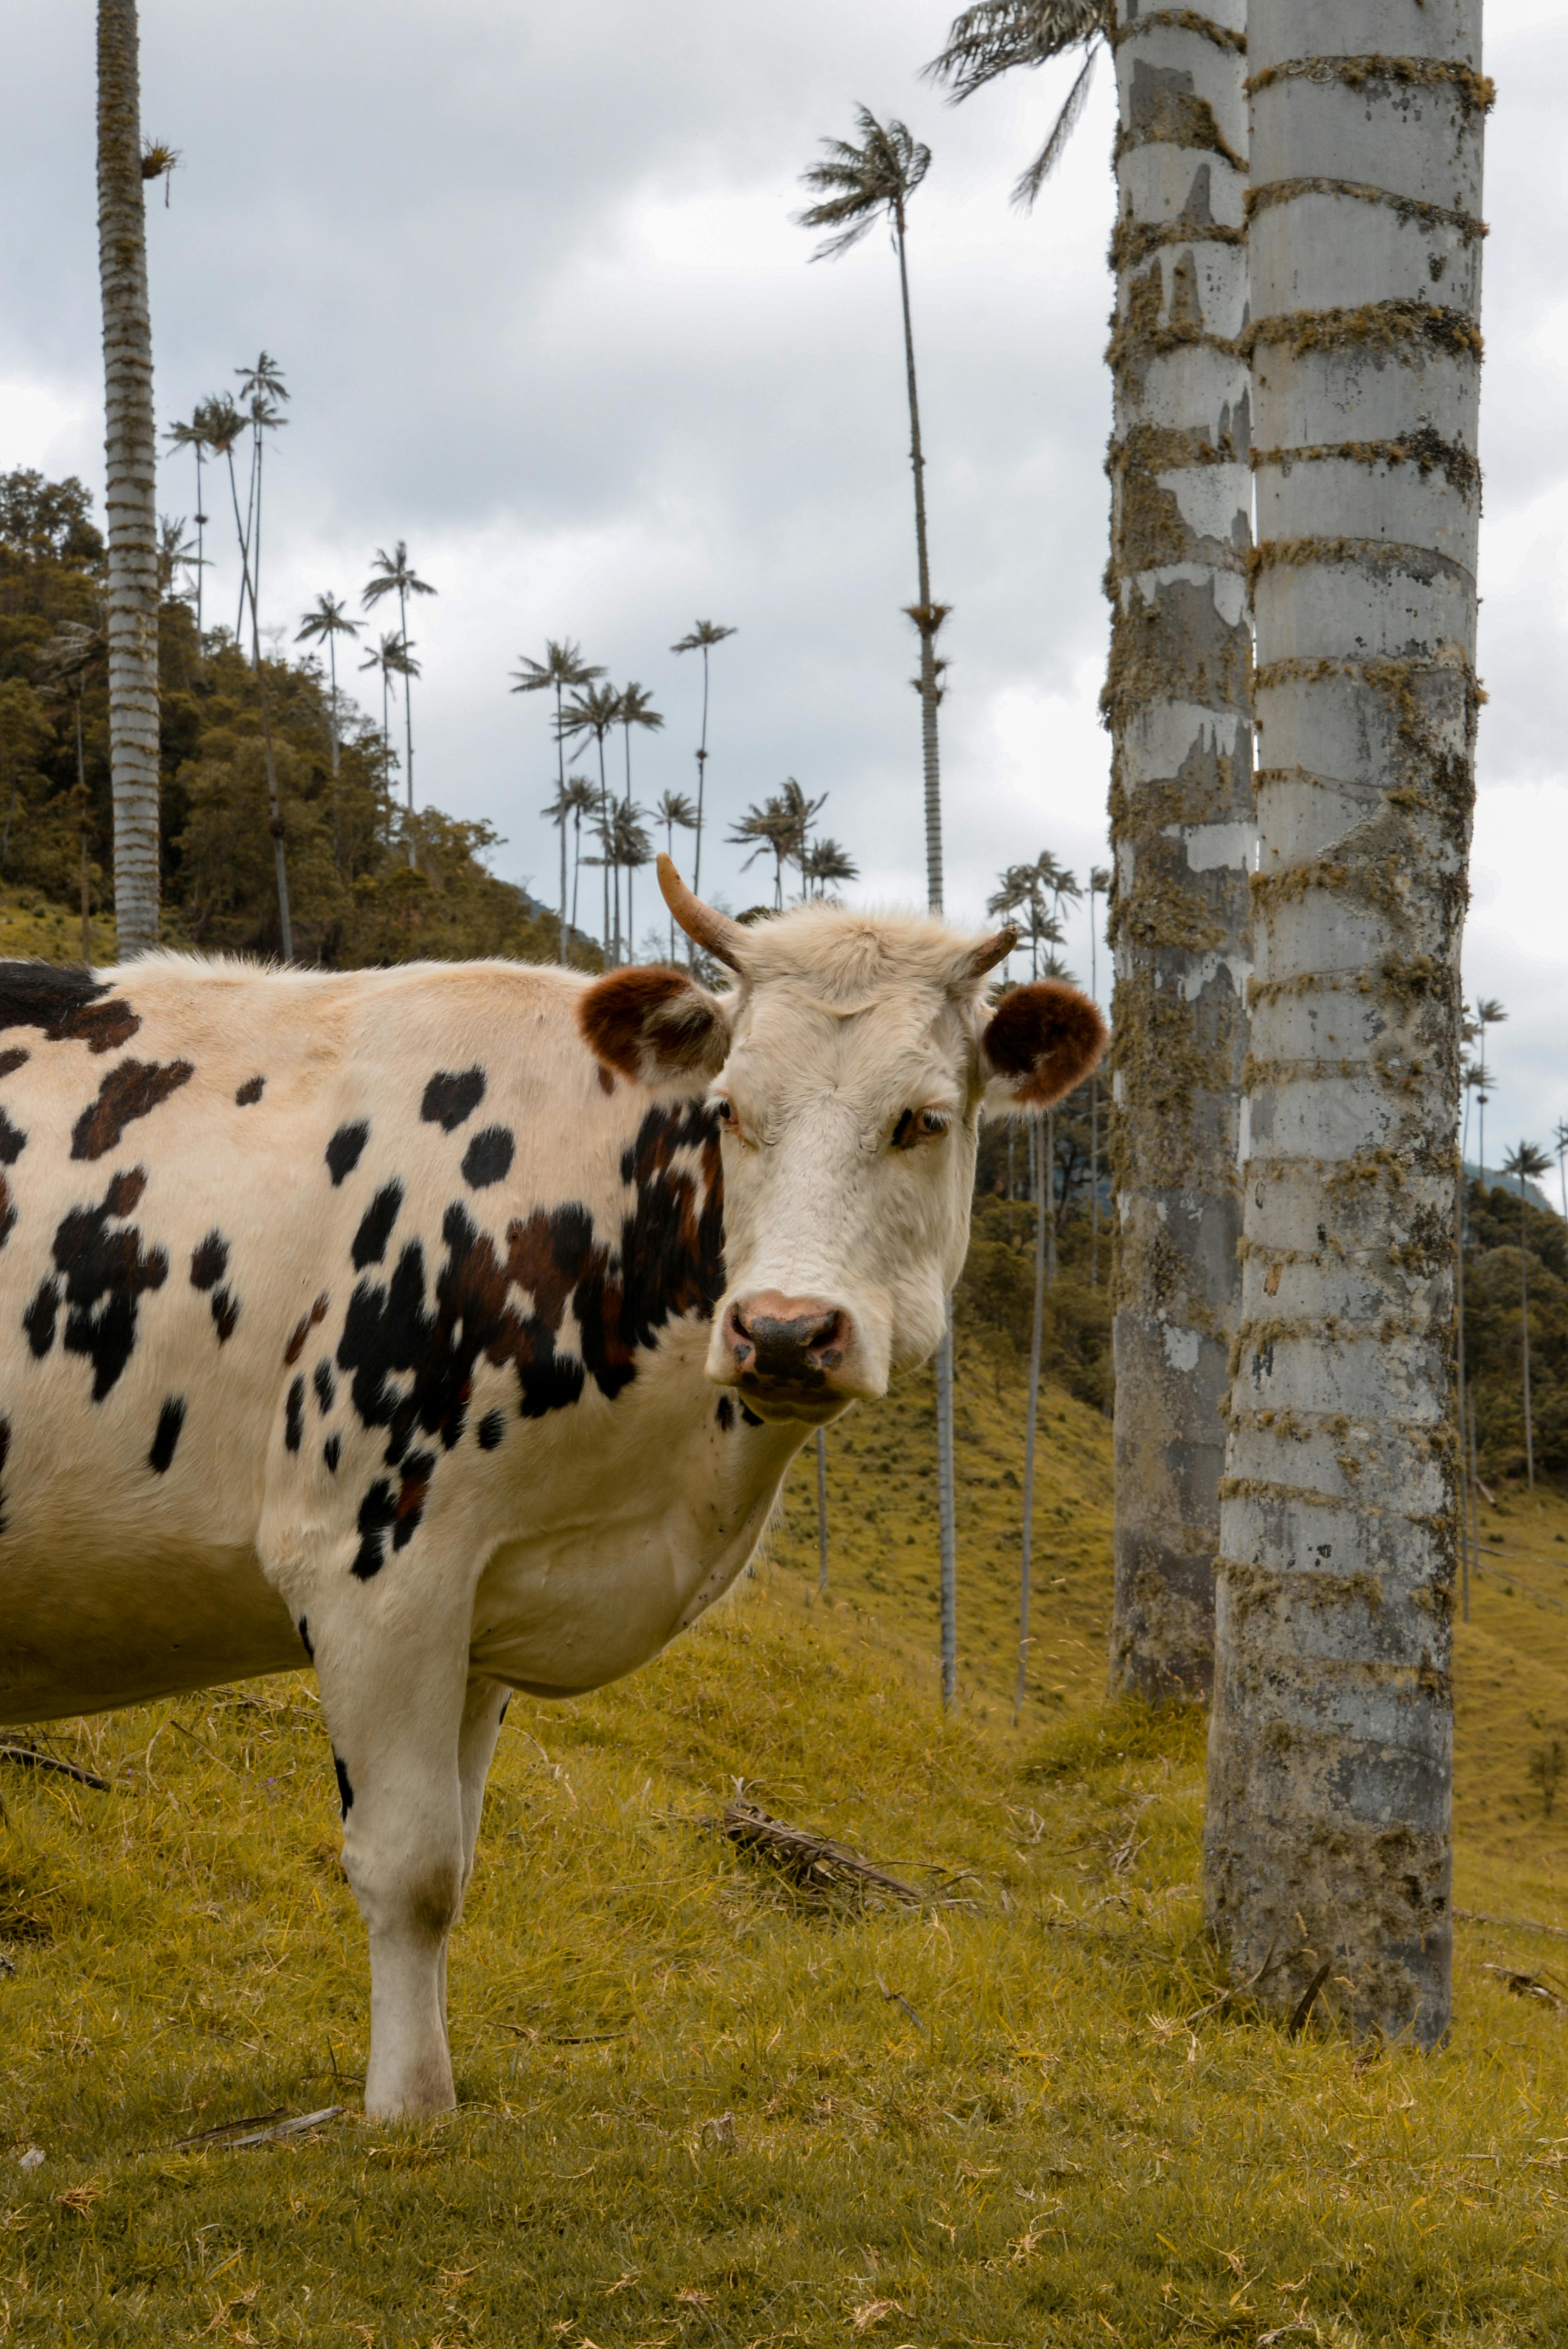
(657, 855), (747, 974)
(961, 927), (1017, 981)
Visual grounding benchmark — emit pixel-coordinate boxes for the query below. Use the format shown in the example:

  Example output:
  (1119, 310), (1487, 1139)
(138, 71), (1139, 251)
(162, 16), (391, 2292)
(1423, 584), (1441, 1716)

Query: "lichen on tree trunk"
(1203, 0), (1487, 2048)
(1105, 0), (1253, 1701)
(96, 0), (160, 957)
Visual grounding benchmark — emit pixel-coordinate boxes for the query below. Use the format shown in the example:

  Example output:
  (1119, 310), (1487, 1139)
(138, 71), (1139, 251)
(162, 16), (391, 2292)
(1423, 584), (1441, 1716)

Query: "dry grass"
(5, 1343), (1568, 2344)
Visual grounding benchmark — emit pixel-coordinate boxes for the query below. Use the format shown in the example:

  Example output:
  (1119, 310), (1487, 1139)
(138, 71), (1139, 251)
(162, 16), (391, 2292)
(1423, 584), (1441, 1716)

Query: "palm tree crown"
(925, 1), (1109, 208)
(797, 106), (930, 259)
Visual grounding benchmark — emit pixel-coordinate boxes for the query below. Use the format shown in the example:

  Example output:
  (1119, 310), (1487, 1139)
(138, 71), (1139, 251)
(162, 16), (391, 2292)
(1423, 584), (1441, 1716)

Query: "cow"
(0, 856), (1104, 2117)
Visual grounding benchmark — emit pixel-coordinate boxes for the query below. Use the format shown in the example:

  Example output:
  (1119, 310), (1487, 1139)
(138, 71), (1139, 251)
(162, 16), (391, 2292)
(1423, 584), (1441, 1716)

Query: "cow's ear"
(979, 980), (1107, 1113)
(578, 966), (732, 1091)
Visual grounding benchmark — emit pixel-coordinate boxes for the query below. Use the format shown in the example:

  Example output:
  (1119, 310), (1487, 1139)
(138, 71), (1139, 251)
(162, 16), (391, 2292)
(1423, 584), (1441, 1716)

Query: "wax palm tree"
(800, 838), (858, 899)
(613, 682), (664, 953)
(730, 784), (822, 911)
(612, 803), (654, 960)
(671, 619), (736, 898)
(654, 791), (699, 956)
(363, 543), (436, 825)
(1207, 0), (1483, 2046)
(359, 631), (416, 827)
(1474, 999), (1506, 1182)
(559, 681), (620, 960)
(562, 775), (596, 946)
(925, 1), (1109, 209)
(235, 353), (288, 650)
(196, 394), (249, 639)
(513, 641), (605, 957)
(164, 408), (212, 638)
(96, 0), (161, 954)
(296, 593), (360, 874)
(1554, 1118), (1568, 1224)
(800, 108), (967, 1702)
(799, 111), (949, 917)
(1503, 1142), (1552, 1490)
(156, 514), (198, 601)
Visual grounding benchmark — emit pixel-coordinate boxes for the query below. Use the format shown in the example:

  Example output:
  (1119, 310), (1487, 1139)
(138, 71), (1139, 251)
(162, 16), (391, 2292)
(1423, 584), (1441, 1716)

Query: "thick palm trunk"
(1203, 0), (1486, 2046)
(96, 0), (160, 956)
(1105, 0), (1253, 1698)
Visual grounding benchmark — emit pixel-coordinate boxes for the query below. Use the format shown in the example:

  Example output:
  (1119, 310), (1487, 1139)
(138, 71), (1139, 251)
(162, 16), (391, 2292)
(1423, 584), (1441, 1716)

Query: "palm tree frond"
(797, 108), (931, 261)
(925, 0), (1108, 99)
(1011, 44), (1098, 208)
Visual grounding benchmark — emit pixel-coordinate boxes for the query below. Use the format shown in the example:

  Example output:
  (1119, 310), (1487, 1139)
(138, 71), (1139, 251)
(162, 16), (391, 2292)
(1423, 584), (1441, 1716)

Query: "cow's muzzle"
(713, 1290), (871, 1421)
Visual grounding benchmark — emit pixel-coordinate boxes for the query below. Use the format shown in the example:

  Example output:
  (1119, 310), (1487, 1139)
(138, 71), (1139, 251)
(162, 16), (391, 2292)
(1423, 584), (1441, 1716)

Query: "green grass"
(6, 1346), (1568, 2345)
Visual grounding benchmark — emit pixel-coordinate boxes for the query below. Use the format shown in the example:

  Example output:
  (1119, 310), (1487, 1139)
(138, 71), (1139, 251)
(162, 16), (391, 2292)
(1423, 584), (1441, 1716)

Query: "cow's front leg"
(436, 1673), (510, 2023)
(309, 1607), (475, 2119)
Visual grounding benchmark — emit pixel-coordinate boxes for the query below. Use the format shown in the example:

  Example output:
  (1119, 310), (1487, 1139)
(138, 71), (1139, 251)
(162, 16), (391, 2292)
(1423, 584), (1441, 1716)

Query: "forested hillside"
(0, 468), (573, 969)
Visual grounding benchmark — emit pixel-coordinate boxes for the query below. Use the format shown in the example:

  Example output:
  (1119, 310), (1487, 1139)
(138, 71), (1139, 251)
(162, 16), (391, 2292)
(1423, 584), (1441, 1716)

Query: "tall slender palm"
(157, 514), (198, 601)
(198, 394), (249, 641)
(513, 641), (605, 958)
(1207, 0), (1485, 2049)
(96, 0), (161, 955)
(729, 786), (821, 911)
(671, 619), (736, 899)
(296, 593), (359, 875)
(1474, 999), (1506, 1182)
(1503, 1142), (1552, 1490)
(164, 408), (212, 638)
(359, 632), (417, 834)
(1554, 1119), (1568, 1224)
(236, 353), (288, 654)
(1036, 856), (1079, 1286)
(559, 682), (620, 960)
(612, 803), (654, 960)
(937, 0), (1252, 1701)
(363, 543), (436, 832)
(654, 791), (699, 957)
(563, 776), (596, 946)
(613, 683), (664, 958)
(926, 1), (1109, 208)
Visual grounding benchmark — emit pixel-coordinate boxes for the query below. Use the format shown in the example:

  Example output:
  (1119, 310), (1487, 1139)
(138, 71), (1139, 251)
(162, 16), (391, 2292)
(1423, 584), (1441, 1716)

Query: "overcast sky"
(2, 0), (1564, 1174)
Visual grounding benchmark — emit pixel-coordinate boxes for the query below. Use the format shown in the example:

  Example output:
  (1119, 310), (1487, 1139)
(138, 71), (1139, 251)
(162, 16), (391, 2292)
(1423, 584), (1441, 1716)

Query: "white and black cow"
(0, 858), (1103, 2115)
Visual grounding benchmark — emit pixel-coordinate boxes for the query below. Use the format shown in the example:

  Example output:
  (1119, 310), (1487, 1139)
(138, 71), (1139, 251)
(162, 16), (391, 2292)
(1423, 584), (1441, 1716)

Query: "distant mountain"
(1465, 1162), (1560, 1216)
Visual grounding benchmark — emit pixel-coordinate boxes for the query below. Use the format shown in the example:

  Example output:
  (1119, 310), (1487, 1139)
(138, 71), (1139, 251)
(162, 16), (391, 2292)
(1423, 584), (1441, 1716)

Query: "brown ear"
(578, 966), (731, 1089)
(980, 981), (1107, 1111)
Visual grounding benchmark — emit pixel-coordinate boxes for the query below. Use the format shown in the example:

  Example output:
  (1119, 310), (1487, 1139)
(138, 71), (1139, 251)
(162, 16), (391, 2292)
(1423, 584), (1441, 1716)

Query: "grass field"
(6, 1336), (1568, 2346)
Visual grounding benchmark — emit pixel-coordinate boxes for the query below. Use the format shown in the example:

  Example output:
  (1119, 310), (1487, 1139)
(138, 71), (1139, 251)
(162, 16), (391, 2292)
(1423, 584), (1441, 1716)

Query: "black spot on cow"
(393, 1450), (435, 1550)
(597, 1064), (615, 1096)
(739, 1401), (764, 1429)
(0, 964), (139, 1054)
(314, 1358), (336, 1414)
(212, 1289), (240, 1342)
(325, 1122), (369, 1185)
(461, 1125), (515, 1189)
(149, 1395), (187, 1473)
(297, 1615), (315, 1661)
(324, 1433), (341, 1475)
(351, 1478), (398, 1579)
(285, 1376), (305, 1453)
(71, 1057), (194, 1162)
(421, 1067), (486, 1131)
(190, 1231), (228, 1290)
(352, 1184), (403, 1270)
(715, 1394), (734, 1433)
(0, 1108), (26, 1165)
(0, 1047), (28, 1080)
(0, 1175), (14, 1251)
(477, 1409), (505, 1450)
(235, 1075), (265, 1105)
(27, 1167), (168, 1399)
(285, 1292), (330, 1365)
(0, 1414), (9, 1536)
(333, 1102), (724, 1564)
(334, 1753), (354, 1816)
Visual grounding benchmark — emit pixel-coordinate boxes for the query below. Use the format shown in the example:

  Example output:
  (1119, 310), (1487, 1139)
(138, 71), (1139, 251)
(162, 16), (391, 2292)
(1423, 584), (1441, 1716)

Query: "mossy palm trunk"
(96, 0), (160, 956)
(1105, 0), (1253, 1698)
(1203, 1), (1486, 2045)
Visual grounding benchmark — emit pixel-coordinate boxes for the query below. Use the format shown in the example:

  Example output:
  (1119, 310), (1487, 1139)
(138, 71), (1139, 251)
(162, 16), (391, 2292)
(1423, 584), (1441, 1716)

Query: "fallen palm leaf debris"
(174, 2106), (345, 2153)
(709, 1797), (925, 1907)
(1483, 1964), (1568, 2013)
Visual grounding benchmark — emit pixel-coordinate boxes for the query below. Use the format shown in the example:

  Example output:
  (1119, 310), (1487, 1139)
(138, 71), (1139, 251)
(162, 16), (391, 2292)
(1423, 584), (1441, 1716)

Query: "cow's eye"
(712, 1096), (741, 1136)
(894, 1107), (950, 1149)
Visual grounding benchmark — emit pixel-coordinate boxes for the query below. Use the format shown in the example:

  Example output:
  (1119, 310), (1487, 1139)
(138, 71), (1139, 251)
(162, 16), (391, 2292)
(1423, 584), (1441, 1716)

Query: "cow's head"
(578, 856), (1106, 1425)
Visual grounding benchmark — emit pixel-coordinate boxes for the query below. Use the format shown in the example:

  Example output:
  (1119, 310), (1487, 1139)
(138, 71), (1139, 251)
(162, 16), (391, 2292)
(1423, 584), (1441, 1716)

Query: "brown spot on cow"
(284, 1292), (330, 1367)
(71, 1057), (194, 1162)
